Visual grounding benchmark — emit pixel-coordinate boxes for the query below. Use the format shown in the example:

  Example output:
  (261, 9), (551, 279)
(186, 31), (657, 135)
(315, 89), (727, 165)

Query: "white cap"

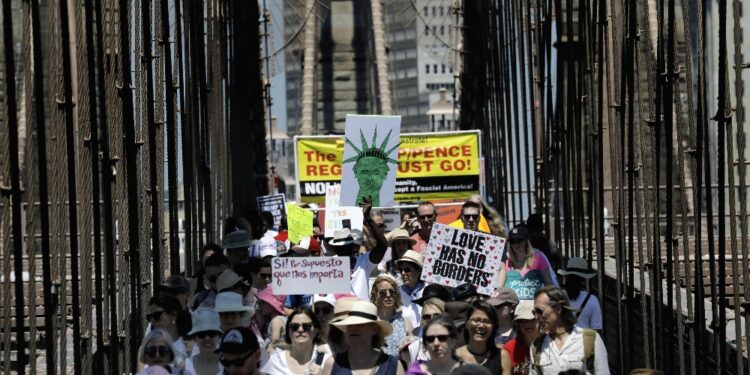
(259, 236), (277, 257)
(312, 293), (337, 307)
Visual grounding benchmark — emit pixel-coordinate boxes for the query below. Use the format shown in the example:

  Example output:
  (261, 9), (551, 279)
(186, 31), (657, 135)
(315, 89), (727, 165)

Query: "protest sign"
(420, 223), (505, 295)
(325, 184), (341, 208)
(295, 131), (481, 204)
(340, 115), (402, 207)
(374, 208), (401, 231)
(271, 256), (351, 294)
(257, 194), (286, 229)
(324, 206), (364, 238)
(286, 203), (313, 244)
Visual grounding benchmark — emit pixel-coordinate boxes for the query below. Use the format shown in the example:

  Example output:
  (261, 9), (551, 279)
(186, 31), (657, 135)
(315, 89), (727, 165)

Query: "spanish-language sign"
(324, 206), (364, 238)
(295, 131), (481, 204)
(271, 256), (351, 294)
(340, 115), (402, 207)
(286, 203), (313, 244)
(257, 194), (286, 230)
(421, 223), (505, 296)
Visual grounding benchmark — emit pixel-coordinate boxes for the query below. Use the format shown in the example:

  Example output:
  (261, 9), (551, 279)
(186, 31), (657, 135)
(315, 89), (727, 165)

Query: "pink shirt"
(504, 249), (550, 276)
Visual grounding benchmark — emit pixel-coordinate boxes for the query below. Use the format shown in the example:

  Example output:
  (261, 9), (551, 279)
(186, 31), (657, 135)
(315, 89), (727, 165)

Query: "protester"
(370, 275), (414, 356)
(252, 286), (287, 350)
(224, 230), (253, 269)
(487, 288), (520, 346)
(327, 301), (404, 375)
(191, 253), (231, 310)
(185, 308), (223, 375)
(497, 224), (554, 300)
(458, 200), (483, 232)
(158, 275), (193, 309)
(530, 286), (610, 374)
(147, 294), (192, 359)
(471, 195), (507, 237)
(215, 292), (254, 332)
(455, 301), (502, 374)
(411, 202), (437, 253)
(443, 301), (470, 348)
(216, 327), (262, 375)
(396, 250), (426, 329)
(194, 243), (223, 294)
(327, 296), (359, 355)
(376, 229), (417, 278)
(404, 297), (446, 364)
(558, 257), (602, 331)
(137, 328), (188, 374)
(501, 301), (540, 375)
(311, 294), (337, 351)
(412, 284), (451, 307)
(261, 306), (334, 374)
(406, 316), (462, 374)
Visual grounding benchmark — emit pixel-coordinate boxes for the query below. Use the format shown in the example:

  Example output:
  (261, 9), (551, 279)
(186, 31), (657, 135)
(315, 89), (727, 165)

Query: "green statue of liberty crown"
(343, 126), (401, 165)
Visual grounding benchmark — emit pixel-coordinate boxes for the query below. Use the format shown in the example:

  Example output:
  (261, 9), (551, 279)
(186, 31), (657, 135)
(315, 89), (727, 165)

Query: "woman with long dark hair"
(455, 301), (501, 374)
(261, 306), (334, 374)
(406, 316), (462, 374)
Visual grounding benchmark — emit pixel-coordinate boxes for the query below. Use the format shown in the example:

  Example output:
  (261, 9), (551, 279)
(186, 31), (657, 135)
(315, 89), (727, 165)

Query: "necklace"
(467, 346), (489, 357)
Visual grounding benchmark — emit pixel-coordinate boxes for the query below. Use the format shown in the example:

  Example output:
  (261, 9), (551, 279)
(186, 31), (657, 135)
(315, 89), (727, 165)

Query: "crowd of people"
(136, 195), (618, 375)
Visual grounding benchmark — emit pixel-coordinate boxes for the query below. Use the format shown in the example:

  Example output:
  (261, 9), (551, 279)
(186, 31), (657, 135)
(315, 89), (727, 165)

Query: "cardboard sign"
(340, 115), (402, 207)
(257, 194), (286, 230)
(295, 131), (481, 204)
(271, 256), (351, 294)
(325, 184), (341, 208)
(286, 203), (313, 244)
(375, 208), (401, 232)
(421, 223), (506, 295)
(324, 206), (364, 238)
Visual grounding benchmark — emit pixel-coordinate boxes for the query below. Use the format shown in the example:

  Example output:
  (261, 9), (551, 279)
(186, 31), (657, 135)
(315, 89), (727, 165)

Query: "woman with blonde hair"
(370, 274), (414, 356)
(497, 224), (554, 300)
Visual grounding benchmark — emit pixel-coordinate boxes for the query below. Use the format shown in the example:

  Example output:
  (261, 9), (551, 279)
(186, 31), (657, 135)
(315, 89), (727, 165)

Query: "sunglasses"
(532, 307), (547, 316)
(462, 214), (480, 220)
(315, 306), (333, 315)
(424, 334), (450, 343)
(260, 273), (272, 280)
(378, 288), (397, 298)
(146, 311), (165, 322)
(289, 322), (314, 332)
(421, 313), (436, 321)
(418, 214), (435, 220)
(220, 351), (254, 367)
(194, 331), (220, 339)
(509, 238), (525, 245)
(144, 346), (171, 358)
(399, 266), (415, 273)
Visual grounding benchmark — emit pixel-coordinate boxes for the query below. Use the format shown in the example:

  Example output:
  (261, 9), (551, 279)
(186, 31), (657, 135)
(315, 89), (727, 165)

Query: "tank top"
(330, 352), (400, 375)
(503, 339), (531, 375)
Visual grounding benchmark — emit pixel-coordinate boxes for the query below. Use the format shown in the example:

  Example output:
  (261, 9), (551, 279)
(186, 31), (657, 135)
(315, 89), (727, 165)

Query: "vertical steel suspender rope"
(715, 0), (728, 371)
(2, 0), (28, 371)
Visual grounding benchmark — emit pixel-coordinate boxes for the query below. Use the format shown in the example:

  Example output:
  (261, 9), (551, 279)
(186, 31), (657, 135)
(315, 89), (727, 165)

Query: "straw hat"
(214, 292), (254, 314)
(332, 300), (393, 337)
(188, 308), (223, 336)
(557, 257), (597, 279)
(255, 287), (286, 316)
(330, 296), (359, 324)
(216, 269), (249, 292)
(329, 228), (364, 246)
(395, 250), (423, 268)
(387, 229), (416, 246)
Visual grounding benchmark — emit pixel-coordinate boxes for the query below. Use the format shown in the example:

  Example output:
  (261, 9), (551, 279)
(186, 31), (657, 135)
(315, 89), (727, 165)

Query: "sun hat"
(215, 326), (260, 354)
(329, 228), (364, 247)
(387, 229), (417, 246)
(508, 224), (529, 242)
(332, 300), (393, 337)
(258, 236), (278, 258)
(188, 308), (223, 336)
(412, 284), (451, 305)
(557, 257), (597, 279)
(214, 292), (254, 314)
(216, 269), (249, 292)
(255, 287), (286, 315)
(513, 300), (535, 321)
(395, 250), (423, 268)
(223, 230), (252, 249)
(486, 287), (520, 307)
(330, 296), (359, 324)
(158, 274), (191, 294)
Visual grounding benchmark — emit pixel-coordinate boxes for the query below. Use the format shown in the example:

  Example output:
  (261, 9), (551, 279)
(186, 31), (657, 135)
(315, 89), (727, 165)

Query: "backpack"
(531, 328), (597, 374)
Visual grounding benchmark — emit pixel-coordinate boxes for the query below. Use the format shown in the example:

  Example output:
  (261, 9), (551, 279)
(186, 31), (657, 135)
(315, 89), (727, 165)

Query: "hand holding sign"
(421, 223), (506, 296)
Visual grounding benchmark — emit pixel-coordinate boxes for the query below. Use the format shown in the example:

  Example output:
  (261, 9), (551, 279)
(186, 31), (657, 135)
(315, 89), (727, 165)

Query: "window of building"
(440, 6), (444, 16)
(424, 6), (428, 14)
(432, 6), (436, 16)
(425, 25), (430, 35)
(426, 64), (430, 74)
(440, 25), (445, 35)
(433, 64), (438, 73)
(442, 64), (446, 73)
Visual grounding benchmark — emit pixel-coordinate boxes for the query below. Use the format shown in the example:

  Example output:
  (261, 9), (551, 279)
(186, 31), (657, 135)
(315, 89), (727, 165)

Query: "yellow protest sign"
(286, 203), (313, 244)
(295, 131), (481, 203)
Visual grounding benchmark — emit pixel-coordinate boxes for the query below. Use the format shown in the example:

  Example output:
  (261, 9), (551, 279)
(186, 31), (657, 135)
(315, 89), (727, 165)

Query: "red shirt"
(503, 338), (531, 375)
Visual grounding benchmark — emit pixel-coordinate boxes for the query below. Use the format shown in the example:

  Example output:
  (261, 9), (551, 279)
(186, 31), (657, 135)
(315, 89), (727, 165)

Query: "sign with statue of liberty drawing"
(339, 115), (402, 207)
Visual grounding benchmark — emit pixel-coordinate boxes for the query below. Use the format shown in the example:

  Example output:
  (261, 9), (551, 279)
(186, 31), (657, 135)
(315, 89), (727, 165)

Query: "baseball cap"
(486, 287), (519, 307)
(215, 327), (259, 354)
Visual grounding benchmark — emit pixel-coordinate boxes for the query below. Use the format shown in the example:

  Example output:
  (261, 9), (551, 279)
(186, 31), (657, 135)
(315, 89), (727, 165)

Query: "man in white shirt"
(558, 257), (603, 330)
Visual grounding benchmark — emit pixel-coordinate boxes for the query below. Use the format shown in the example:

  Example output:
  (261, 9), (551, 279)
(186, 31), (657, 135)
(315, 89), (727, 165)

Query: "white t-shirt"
(260, 347), (331, 375)
(570, 292), (602, 330)
(351, 253), (376, 301)
(529, 326), (610, 375)
(399, 283), (424, 331)
(407, 339), (431, 364)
